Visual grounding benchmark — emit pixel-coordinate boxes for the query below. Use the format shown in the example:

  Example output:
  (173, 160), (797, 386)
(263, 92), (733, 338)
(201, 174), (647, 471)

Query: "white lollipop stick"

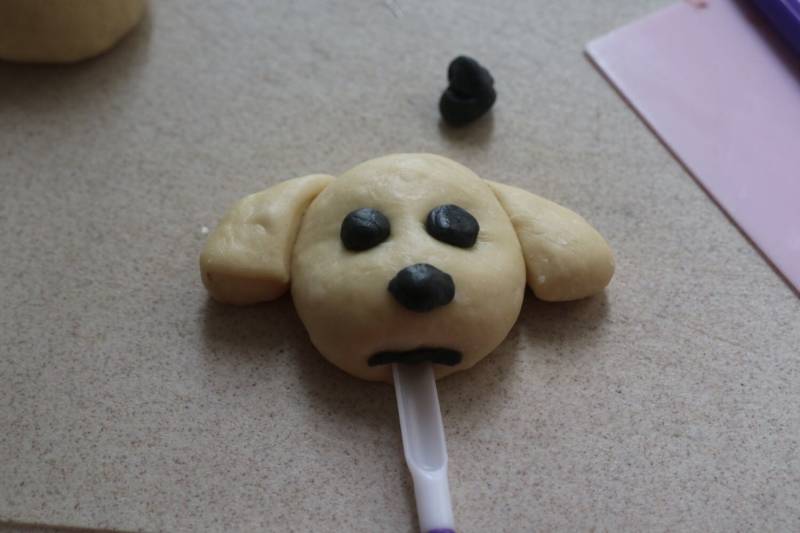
(393, 362), (456, 533)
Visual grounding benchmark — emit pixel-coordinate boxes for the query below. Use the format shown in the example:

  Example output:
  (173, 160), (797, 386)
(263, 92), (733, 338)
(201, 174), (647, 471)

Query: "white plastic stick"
(393, 363), (456, 533)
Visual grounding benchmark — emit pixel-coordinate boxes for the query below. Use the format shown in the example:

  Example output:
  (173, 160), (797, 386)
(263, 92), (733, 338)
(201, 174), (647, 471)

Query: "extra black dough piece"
(426, 204), (479, 248)
(439, 56), (497, 127)
(388, 263), (455, 312)
(341, 208), (391, 251)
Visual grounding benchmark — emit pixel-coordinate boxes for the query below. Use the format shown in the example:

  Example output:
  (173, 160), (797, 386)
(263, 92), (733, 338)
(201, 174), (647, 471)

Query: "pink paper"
(587, 0), (800, 294)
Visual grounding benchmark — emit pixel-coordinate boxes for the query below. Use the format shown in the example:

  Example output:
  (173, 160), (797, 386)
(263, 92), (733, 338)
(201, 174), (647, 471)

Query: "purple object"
(428, 530), (456, 533)
(753, 0), (800, 56)
(587, 0), (800, 295)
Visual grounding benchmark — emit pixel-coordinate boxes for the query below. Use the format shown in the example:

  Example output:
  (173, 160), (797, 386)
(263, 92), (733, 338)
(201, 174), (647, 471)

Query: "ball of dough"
(0, 0), (145, 63)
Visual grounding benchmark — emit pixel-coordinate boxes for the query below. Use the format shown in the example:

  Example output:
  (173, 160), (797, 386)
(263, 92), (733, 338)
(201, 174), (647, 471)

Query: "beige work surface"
(2, 0), (799, 531)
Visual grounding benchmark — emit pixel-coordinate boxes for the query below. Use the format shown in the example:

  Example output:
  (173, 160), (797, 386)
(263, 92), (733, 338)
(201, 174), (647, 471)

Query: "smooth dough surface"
(290, 154), (527, 381)
(0, 0), (145, 63)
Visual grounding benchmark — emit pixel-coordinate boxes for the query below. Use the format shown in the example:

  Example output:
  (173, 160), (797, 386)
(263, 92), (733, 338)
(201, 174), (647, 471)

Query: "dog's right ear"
(487, 180), (614, 301)
(200, 174), (334, 305)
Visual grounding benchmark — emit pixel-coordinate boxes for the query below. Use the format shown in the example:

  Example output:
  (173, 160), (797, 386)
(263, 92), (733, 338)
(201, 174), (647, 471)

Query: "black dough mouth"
(367, 347), (463, 367)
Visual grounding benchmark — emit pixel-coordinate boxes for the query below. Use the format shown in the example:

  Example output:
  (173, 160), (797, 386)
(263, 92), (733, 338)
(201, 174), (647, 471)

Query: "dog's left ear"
(487, 180), (614, 301)
(200, 174), (334, 305)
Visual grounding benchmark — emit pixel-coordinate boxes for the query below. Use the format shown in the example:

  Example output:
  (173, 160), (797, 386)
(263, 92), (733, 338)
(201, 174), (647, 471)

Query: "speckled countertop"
(2, 1), (799, 532)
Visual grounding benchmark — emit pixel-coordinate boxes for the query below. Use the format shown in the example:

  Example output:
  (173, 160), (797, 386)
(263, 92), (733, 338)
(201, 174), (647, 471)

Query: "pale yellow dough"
(200, 154), (614, 382)
(0, 0), (145, 63)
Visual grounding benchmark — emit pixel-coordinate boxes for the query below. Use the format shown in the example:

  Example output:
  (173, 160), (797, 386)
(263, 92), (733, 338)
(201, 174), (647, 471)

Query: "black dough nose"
(388, 264), (455, 312)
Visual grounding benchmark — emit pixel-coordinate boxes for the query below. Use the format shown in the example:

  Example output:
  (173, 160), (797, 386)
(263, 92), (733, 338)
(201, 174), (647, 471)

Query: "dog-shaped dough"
(200, 154), (614, 381)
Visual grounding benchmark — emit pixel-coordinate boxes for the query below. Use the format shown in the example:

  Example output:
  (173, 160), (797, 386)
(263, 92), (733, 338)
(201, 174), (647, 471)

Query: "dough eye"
(341, 208), (391, 251)
(425, 204), (479, 248)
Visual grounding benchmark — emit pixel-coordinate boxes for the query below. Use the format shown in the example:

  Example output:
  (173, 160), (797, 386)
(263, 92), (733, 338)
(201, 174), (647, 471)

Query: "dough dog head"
(200, 154), (614, 381)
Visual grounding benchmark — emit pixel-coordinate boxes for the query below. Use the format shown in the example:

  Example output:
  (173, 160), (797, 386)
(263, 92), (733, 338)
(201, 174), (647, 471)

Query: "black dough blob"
(388, 263), (455, 312)
(426, 204), (479, 248)
(367, 347), (463, 367)
(340, 208), (390, 251)
(439, 56), (497, 127)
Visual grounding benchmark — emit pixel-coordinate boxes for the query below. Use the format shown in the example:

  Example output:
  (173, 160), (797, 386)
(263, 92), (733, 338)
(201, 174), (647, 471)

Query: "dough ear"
(487, 180), (614, 301)
(200, 174), (334, 305)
